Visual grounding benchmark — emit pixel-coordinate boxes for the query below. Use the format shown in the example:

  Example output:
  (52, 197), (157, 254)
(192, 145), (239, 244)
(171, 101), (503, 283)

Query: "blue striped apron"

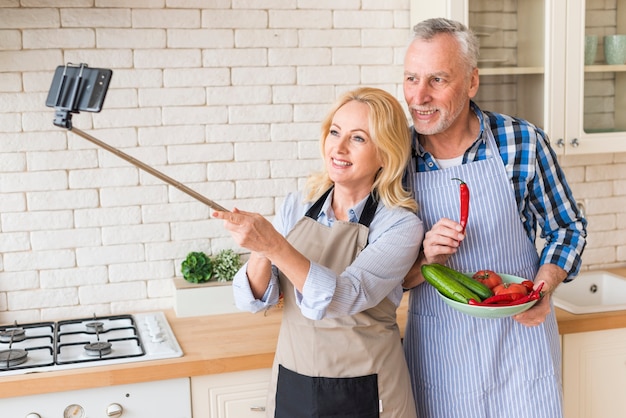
(404, 129), (563, 418)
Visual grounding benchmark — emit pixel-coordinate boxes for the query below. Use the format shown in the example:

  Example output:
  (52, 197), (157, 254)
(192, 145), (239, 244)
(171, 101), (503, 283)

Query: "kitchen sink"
(553, 271), (626, 314)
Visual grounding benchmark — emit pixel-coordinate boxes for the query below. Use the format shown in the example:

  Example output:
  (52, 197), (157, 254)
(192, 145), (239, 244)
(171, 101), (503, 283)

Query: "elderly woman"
(213, 87), (423, 418)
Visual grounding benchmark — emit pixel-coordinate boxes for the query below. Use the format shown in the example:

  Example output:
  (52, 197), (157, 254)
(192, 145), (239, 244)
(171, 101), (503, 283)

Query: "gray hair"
(411, 18), (479, 70)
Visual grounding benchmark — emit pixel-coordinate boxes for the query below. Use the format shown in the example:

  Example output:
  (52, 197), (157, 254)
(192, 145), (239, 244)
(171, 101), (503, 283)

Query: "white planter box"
(173, 278), (240, 317)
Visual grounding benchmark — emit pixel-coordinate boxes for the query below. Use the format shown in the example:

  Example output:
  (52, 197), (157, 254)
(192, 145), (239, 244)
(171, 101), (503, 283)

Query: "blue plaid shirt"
(408, 101), (587, 280)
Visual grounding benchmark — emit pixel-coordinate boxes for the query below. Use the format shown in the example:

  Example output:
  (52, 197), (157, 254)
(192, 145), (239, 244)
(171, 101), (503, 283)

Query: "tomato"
(492, 282), (528, 298)
(472, 270), (504, 290)
(520, 280), (535, 292)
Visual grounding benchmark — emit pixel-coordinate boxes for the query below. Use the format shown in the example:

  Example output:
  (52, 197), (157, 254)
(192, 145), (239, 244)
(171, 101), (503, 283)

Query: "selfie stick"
(50, 65), (229, 213)
(66, 126), (229, 212)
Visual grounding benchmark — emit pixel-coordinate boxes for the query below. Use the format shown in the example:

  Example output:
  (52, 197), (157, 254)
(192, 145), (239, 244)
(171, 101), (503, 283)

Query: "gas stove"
(0, 312), (183, 376)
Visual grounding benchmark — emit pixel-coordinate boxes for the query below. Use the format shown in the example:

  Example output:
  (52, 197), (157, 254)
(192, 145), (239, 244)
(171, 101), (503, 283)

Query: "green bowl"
(435, 272), (538, 319)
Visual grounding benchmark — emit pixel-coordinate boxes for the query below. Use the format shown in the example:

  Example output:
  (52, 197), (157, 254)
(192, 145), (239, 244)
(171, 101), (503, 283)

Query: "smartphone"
(45, 64), (113, 113)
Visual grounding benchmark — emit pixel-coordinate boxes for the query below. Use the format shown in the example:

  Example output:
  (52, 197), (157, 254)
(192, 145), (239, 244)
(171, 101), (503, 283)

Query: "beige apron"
(266, 191), (416, 418)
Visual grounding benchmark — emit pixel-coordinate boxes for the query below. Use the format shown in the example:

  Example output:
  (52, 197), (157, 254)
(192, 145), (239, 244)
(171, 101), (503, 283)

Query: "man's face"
(403, 33), (478, 136)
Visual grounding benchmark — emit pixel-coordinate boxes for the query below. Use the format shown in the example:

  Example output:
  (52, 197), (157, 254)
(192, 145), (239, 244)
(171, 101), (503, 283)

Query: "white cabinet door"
(563, 0), (626, 154)
(562, 328), (626, 418)
(408, 0), (626, 155)
(191, 368), (271, 418)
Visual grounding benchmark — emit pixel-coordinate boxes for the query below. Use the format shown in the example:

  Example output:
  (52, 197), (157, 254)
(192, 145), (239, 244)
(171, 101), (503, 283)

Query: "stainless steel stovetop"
(0, 311), (183, 376)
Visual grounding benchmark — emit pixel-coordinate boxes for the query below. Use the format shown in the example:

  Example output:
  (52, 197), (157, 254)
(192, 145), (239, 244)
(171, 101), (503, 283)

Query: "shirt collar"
(319, 188), (370, 224)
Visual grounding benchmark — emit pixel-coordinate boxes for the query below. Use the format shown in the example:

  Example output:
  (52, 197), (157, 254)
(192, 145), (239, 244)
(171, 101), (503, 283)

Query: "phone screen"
(45, 64), (113, 113)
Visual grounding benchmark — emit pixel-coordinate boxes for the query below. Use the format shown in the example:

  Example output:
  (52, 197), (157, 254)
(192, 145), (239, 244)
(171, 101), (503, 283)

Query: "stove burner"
(0, 327), (26, 343)
(85, 321), (104, 334)
(84, 341), (112, 356)
(0, 349), (28, 368)
(0, 313), (178, 375)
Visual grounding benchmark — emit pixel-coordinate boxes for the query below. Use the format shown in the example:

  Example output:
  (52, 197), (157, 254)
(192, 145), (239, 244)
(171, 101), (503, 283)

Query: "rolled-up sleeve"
(527, 128), (587, 280)
(232, 264), (281, 313)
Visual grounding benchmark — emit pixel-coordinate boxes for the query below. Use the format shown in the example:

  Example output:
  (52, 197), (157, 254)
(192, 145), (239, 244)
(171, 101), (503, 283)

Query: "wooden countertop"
(2, 268), (626, 399)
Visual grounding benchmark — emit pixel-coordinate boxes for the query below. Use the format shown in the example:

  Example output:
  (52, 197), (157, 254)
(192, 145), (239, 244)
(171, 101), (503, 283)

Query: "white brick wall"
(0, 1), (616, 322)
(0, 0), (410, 322)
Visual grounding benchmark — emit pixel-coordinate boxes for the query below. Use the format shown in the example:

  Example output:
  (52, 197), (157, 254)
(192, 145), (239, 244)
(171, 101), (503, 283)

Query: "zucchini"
(421, 264), (481, 303)
(432, 263), (493, 300)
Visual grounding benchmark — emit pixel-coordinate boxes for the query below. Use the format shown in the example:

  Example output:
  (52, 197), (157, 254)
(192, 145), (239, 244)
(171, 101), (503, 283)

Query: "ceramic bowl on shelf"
(585, 34), (598, 65)
(435, 272), (538, 319)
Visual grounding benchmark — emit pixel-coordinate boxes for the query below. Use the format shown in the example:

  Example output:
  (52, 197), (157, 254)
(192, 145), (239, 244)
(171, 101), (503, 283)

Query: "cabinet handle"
(570, 138), (579, 147)
(250, 406), (266, 412)
(555, 138), (564, 148)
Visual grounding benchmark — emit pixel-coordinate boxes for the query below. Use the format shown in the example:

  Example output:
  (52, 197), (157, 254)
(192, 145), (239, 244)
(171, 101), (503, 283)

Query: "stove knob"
(151, 332), (165, 342)
(25, 414), (42, 418)
(106, 403), (124, 417)
(64, 404), (85, 418)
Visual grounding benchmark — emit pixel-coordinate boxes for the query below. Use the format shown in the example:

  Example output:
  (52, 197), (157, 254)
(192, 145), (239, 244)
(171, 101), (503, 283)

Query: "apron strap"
(357, 192), (378, 228)
(304, 187), (378, 228)
(305, 187), (333, 220)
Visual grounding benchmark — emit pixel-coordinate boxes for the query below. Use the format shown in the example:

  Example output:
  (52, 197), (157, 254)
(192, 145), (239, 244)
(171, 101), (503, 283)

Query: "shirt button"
(427, 161), (434, 167)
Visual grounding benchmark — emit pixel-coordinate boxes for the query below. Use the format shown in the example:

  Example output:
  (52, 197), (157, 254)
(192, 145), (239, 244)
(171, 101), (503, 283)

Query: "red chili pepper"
(468, 282), (545, 307)
(481, 293), (523, 305)
(452, 178), (469, 233)
(505, 295), (535, 306)
(528, 282), (544, 300)
(468, 298), (502, 306)
(501, 287), (544, 306)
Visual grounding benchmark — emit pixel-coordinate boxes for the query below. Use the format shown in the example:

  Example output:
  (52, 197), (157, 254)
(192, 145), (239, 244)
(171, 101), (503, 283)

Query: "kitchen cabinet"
(562, 328), (626, 418)
(409, 0), (626, 155)
(191, 368), (271, 418)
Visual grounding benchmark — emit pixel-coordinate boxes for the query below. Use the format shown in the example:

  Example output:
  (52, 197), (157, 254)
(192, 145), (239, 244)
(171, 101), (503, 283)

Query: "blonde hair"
(305, 87), (417, 212)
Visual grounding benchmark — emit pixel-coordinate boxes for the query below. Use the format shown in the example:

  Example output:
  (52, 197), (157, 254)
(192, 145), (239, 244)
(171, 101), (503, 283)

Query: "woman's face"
(324, 100), (382, 194)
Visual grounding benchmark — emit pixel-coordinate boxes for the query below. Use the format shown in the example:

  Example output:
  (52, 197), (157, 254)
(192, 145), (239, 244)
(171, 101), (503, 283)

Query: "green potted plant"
(173, 249), (243, 317)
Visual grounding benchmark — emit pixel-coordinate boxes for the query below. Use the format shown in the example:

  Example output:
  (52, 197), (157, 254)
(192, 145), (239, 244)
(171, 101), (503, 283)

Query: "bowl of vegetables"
(422, 264), (543, 319)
